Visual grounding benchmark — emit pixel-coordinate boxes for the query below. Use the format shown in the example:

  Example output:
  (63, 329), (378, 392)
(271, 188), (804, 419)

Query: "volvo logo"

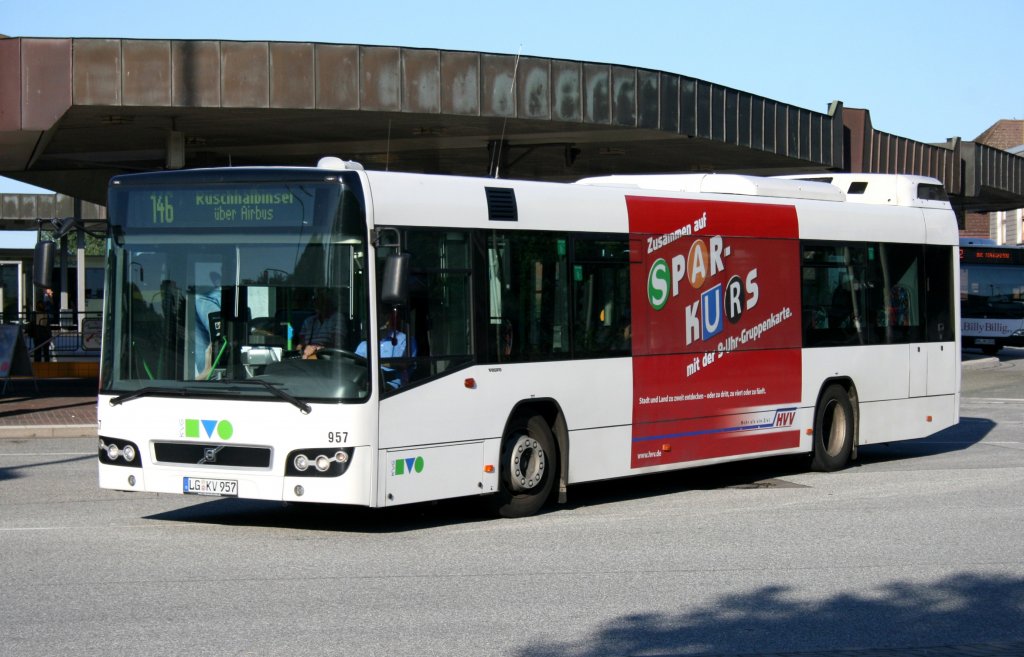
(199, 446), (225, 465)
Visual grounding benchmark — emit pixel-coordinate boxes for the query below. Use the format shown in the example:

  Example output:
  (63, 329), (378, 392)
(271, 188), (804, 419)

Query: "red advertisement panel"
(627, 196), (803, 467)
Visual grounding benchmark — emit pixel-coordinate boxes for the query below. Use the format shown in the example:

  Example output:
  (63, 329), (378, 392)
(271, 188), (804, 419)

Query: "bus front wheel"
(811, 384), (854, 472)
(494, 414), (557, 518)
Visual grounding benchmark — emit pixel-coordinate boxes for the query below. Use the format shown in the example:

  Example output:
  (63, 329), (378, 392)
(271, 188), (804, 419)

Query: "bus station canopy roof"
(1, 37), (1023, 230)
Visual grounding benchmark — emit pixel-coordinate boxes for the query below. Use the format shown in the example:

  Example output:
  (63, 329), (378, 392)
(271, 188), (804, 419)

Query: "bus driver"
(295, 289), (347, 359)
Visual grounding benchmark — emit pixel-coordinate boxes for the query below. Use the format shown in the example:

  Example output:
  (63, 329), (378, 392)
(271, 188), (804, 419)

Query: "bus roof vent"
(485, 187), (518, 222)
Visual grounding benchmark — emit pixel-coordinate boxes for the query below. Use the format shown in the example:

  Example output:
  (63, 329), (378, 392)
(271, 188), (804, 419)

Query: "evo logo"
(184, 418), (234, 441)
(392, 456), (425, 476)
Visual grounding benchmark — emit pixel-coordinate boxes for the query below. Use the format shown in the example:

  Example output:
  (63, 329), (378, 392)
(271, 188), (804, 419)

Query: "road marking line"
(0, 452), (92, 457)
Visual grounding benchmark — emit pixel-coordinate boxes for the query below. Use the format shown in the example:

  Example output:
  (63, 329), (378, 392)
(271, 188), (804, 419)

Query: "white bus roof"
(779, 173), (951, 209)
(575, 173), (844, 202)
(576, 172), (951, 210)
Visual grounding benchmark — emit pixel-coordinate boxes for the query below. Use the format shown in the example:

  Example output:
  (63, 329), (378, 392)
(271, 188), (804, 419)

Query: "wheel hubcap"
(508, 434), (546, 492)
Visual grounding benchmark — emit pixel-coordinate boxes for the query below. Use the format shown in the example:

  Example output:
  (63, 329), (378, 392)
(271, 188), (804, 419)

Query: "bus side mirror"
(381, 253), (410, 306)
(33, 240), (55, 287)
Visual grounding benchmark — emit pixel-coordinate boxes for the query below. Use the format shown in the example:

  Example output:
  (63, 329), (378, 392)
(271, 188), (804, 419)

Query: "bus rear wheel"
(811, 384), (854, 472)
(494, 413), (557, 518)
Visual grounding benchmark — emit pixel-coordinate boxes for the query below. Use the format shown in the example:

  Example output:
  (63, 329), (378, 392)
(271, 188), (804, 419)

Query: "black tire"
(493, 414), (557, 518)
(810, 384), (855, 472)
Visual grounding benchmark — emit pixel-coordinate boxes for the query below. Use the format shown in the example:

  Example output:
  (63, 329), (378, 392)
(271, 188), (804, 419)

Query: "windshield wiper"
(217, 379), (312, 415)
(109, 386), (191, 406)
(109, 380), (311, 414)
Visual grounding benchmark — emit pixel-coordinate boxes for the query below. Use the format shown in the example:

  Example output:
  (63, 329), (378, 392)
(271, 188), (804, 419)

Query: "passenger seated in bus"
(616, 322), (632, 353)
(828, 280), (853, 329)
(356, 314), (416, 389)
(295, 289), (347, 359)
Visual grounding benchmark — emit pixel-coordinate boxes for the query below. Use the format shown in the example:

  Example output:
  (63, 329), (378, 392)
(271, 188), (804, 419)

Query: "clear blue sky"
(1, 0), (1021, 198)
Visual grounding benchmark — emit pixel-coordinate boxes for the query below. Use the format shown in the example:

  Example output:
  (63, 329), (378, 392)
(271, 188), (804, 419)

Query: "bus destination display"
(121, 186), (326, 230)
(960, 246), (1024, 266)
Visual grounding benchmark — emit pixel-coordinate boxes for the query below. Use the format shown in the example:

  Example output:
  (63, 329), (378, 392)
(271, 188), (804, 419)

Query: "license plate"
(183, 477), (238, 497)
(976, 338), (995, 345)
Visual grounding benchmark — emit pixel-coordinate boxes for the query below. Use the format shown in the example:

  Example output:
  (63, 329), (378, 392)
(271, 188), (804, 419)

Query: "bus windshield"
(961, 264), (1024, 320)
(101, 178), (370, 402)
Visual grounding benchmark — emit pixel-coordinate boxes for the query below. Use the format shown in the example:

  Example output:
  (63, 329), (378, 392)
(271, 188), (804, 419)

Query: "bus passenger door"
(907, 244), (956, 398)
(909, 343), (956, 397)
(909, 344), (927, 397)
(926, 343), (957, 395)
(924, 245), (956, 396)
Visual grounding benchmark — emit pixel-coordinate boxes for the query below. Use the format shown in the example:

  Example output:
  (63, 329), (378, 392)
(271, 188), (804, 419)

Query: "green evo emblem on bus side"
(392, 456), (425, 476)
(183, 418), (234, 441)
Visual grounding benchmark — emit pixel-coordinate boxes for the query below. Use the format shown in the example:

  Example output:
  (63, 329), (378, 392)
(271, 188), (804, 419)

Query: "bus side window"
(802, 244), (866, 346)
(803, 242), (943, 347)
(571, 236), (630, 359)
(486, 231), (570, 363)
(878, 244), (923, 344)
(399, 229), (473, 386)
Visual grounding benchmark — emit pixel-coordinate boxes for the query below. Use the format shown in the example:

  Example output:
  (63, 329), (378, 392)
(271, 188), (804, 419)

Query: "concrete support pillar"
(76, 225), (86, 331)
(74, 196), (85, 330)
(59, 234), (69, 316)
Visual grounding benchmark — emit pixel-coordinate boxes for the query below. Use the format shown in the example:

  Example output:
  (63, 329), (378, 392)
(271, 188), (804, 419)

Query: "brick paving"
(0, 377), (97, 437)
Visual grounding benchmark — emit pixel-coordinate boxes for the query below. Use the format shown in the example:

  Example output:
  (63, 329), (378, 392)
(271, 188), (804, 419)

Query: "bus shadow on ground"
(547, 414), (995, 514)
(854, 416), (994, 466)
(145, 494), (498, 532)
(145, 416), (994, 532)
(145, 451), (828, 532)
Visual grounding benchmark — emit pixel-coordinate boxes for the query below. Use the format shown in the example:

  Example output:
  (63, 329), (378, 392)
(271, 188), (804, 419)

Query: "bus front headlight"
(286, 448), (355, 477)
(98, 437), (143, 468)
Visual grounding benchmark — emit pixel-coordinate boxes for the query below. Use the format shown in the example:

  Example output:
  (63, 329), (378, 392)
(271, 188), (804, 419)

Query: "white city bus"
(959, 241), (1024, 355)
(96, 163), (960, 517)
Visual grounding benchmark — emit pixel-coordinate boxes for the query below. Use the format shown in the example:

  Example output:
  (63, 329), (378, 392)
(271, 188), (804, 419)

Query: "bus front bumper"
(97, 444), (373, 506)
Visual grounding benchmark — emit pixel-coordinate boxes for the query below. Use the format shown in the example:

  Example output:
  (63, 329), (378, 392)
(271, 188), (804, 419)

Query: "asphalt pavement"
(2, 353), (1022, 657)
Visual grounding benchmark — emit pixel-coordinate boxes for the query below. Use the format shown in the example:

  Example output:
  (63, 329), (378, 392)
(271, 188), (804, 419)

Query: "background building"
(964, 120), (1024, 243)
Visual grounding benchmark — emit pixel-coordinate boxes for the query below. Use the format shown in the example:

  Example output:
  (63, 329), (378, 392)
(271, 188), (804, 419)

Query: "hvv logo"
(773, 409), (796, 428)
(183, 418), (234, 441)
